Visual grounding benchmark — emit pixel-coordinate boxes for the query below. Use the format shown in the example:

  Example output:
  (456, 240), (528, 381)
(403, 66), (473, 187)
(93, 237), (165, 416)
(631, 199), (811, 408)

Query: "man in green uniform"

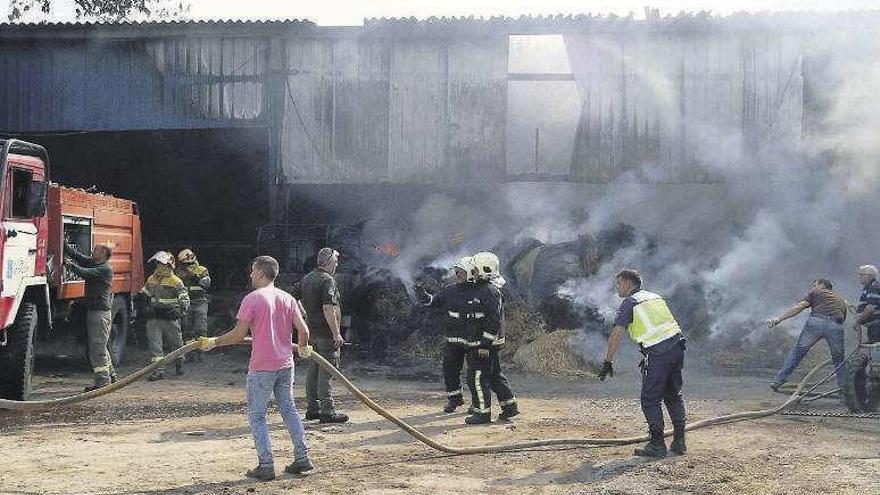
(139, 251), (190, 381)
(64, 242), (115, 391)
(176, 248), (211, 362)
(295, 247), (348, 423)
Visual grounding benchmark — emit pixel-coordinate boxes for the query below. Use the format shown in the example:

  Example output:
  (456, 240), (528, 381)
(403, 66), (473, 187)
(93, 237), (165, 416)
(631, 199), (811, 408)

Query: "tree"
(8, 0), (189, 22)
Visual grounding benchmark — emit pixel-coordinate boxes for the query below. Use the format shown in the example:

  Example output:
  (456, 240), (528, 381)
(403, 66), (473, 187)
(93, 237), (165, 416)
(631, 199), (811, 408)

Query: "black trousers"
(466, 347), (516, 414)
(640, 340), (686, 434)
(442, 342), (468, 399)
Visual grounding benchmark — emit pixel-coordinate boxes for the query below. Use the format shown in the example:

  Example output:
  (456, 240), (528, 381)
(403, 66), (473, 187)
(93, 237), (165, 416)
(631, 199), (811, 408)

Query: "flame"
(374, 243), (400, 257)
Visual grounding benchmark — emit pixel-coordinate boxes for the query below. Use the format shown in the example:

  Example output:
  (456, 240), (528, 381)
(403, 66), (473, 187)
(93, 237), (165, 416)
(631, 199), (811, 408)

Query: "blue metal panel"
(0, 38), (268, 132)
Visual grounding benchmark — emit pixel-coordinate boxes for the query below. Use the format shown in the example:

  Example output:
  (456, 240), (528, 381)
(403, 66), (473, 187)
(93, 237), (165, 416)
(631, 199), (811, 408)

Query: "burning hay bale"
(501, 299), (546, 358)
(512, 329), (596, 377)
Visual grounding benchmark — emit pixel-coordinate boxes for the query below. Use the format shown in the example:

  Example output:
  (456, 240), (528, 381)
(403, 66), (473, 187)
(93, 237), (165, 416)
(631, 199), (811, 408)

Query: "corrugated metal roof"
(362, 11), (880, 34)
(0, 18), (313, 27)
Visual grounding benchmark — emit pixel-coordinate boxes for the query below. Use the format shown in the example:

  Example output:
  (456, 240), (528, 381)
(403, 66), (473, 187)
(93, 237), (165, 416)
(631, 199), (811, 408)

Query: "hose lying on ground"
(0, 341), (201, 413)
(0, 343), (855, 455)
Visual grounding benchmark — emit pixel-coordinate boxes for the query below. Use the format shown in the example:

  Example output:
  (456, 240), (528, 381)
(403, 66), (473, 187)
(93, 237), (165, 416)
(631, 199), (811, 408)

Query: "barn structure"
(0, 13), (875, 284)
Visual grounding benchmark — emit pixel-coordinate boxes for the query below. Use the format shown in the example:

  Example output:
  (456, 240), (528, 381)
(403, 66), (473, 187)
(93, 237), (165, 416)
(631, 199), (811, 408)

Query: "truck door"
(1, 164), (46, 299)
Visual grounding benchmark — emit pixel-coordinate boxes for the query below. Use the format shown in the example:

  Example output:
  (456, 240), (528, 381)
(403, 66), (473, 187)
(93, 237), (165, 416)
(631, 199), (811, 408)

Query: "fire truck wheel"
(844, 354), (880, 413)
(0, 302), (38, 401)
(108, 295), (129, 366)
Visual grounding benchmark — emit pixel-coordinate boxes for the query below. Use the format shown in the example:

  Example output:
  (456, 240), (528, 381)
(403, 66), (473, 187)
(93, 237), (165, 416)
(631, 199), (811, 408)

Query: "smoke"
(351, 14), (880, 358)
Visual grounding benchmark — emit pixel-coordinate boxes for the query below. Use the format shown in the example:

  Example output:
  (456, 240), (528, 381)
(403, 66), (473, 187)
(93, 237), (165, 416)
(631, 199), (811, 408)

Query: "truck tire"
(843, 354), (880, 413)
(0, 302), (38, 401)
(108, 295), (129, 366)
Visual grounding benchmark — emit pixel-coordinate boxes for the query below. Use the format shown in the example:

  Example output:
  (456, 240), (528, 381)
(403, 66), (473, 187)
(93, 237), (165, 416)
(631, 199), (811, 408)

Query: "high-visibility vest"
(628, 290), (681, 347)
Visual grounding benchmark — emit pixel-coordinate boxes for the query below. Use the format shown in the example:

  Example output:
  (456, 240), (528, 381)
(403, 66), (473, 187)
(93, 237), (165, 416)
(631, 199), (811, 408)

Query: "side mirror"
(26, 180), (47, 218)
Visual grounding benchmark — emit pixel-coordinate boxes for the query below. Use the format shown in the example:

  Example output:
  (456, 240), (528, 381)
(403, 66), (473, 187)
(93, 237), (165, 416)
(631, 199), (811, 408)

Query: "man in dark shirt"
(64, 242), (115, 391)
(295, 248), (348, 424)
(855, 265), (880, 343)
(767, 278), (848, 392)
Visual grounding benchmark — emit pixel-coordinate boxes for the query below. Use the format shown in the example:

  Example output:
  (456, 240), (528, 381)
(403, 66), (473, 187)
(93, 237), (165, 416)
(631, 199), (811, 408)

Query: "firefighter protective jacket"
(425, 281), (504, 348)
(140, 266), (190, 320)
(176, 262), (211, 302)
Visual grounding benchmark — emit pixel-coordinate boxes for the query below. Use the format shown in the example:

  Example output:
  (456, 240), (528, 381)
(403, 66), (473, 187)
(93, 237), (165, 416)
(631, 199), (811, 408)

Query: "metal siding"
(446, 37), (507, 180)
(0, 37), (267, 132)
(388, 40), (447, 182)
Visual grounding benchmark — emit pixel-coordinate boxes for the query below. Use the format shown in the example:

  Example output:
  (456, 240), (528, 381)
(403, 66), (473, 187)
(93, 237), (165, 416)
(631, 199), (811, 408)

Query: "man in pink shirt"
(199, 256), (313, 481)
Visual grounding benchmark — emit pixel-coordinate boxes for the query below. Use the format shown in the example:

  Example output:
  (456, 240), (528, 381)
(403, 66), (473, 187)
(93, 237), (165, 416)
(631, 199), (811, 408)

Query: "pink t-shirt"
(236, 284), (301, 372)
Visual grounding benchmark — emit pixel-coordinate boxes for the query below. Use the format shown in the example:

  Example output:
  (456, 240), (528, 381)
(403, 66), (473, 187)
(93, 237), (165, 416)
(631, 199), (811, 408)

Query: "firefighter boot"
(633, 431), (667, 458)
(443, 395), (464, 413)
(499, 402), (520, 420)
(464, 412), (491, 425)
(670, 426), (687, 455)
(84, 373), (112, 392)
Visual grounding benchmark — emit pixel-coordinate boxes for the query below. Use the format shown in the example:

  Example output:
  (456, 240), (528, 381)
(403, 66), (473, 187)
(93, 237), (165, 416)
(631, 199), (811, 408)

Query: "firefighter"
(138, 251), (190, 381)
(176, 248), (211, 362)
(415, 256), (476, 413)
(463, 251), (519, 425)
(599, 268), (687, 458)
(63, 242), (116, 391)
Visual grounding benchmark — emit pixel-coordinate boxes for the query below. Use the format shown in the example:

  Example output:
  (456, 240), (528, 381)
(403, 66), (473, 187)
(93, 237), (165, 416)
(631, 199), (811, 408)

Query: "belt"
(639, 334), (684, 356)
(810, 314), (844, 324)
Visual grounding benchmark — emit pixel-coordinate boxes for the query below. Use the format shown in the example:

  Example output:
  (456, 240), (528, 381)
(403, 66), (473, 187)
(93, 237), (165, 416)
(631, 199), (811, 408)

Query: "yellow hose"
(0, 342), (837, 455)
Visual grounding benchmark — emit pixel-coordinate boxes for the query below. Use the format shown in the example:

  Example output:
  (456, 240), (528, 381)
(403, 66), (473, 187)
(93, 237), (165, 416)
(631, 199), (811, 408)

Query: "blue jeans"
(246, 367), (310, 467)
(775, 316), (845, 389)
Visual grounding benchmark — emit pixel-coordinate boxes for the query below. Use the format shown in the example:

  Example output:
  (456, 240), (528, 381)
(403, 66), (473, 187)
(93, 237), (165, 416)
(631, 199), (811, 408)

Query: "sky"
(2, 0), (879, 24)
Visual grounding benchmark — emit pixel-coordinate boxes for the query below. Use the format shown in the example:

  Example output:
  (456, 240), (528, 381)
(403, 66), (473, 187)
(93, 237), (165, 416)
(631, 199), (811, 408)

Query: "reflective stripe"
(187, 286), (205, 291)
(481, 333), (505, 346)
(628, 290), (681, 348)
(447, 311), (484, 319)
(447, 389), (462, 396)
(156, 298), (179, 304)
(498, 398), (517, 406)
(93, 365), (111, 374)
(446, 337), (480, 347)
(474, 370), (486, 412)
(471, 406), (492, 414)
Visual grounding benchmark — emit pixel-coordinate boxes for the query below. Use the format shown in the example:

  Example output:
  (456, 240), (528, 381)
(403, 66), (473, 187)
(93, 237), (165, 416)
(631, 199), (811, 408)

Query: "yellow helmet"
(178, 249), (196, 263)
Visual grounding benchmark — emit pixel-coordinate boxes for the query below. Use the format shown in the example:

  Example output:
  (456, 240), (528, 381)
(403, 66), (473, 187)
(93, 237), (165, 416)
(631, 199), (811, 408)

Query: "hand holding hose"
(198, 336), (217, 352)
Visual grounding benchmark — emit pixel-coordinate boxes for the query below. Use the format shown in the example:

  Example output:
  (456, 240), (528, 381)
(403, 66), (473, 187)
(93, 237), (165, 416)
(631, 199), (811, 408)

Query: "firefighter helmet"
(148, 251), (174, 265)
(178, 249), (196, 263)
(471, 251), (500, 281)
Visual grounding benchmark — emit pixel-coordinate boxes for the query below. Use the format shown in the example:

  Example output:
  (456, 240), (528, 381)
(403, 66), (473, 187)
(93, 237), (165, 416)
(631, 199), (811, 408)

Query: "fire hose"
(0, 343), (868, 454)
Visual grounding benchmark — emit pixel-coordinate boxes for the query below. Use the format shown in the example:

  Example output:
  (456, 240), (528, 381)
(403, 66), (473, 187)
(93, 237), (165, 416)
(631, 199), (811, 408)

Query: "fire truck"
(0, 139), (144, 400)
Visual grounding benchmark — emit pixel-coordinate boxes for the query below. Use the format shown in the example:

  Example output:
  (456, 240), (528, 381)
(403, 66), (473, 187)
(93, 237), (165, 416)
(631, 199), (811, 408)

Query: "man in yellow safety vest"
(599, 268), (687, 458)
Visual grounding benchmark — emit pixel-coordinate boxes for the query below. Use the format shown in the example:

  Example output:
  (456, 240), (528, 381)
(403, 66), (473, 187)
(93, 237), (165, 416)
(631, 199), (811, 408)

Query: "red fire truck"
(0, 139), (143, 400)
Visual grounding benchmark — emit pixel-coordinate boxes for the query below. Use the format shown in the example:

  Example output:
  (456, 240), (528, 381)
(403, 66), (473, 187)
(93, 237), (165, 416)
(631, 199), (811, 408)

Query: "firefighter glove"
(598, 360), (614, 381)
(198, 337), (218, 352)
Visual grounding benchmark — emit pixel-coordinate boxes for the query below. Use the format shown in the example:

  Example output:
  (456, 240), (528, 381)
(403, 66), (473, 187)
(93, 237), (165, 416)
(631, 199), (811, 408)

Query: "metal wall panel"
(0, 37), (267, 132)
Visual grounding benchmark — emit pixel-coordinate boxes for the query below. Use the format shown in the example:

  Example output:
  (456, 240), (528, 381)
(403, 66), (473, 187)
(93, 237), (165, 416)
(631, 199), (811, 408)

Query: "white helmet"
(148, 251), (174, 265)
(471, 251), (500, 282)
(451, 256), (475, 282)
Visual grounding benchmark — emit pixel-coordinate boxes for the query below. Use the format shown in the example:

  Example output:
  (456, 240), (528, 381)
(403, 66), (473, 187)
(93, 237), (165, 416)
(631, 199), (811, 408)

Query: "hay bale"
(512, 329), (596, 377)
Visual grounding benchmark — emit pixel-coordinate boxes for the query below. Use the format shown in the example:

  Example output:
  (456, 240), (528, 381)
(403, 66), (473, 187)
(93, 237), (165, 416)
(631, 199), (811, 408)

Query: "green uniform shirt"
(294, 268), (339, 340)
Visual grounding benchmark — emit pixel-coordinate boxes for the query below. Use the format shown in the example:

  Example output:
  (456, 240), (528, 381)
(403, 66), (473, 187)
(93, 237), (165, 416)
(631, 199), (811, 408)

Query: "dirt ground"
(1, 347), (878, 495)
